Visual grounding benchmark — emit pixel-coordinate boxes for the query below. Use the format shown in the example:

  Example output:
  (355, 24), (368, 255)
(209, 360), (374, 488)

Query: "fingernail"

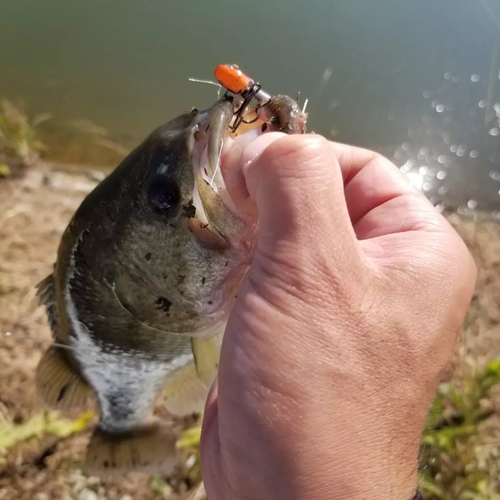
(242, 132), (286, 170)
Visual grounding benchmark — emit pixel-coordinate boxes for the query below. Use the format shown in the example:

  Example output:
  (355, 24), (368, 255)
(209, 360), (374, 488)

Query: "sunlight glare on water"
(1, 0), (500, 212)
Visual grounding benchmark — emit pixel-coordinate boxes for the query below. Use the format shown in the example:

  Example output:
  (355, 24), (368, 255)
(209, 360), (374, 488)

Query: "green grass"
(419, 360), (500, 499)
(0, 100), (50, 175)
(0, 410), (92, 465)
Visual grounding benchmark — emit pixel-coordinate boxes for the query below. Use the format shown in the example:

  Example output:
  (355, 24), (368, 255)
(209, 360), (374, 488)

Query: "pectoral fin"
(161, 360), (211, 417)
(35, 344), (95, 411)
(191, 332), (223, 388)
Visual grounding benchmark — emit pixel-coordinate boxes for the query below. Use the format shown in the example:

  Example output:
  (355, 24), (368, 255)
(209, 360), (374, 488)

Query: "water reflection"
(390, 69), (500, 214)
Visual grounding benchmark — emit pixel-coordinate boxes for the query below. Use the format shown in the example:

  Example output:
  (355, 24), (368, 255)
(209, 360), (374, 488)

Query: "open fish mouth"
(188, 97), (263, 248)
(188, 93), (307, 248)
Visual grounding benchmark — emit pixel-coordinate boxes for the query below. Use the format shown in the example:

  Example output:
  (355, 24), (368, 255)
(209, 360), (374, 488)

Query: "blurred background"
(1, 1), (500, 499)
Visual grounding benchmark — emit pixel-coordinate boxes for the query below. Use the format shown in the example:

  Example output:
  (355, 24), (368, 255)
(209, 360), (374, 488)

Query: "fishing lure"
(213, 64), (270, 131)
(189, 64), (307, 133)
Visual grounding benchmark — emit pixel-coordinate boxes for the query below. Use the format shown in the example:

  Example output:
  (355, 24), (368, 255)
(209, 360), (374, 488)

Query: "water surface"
(2, 0), (500, 211)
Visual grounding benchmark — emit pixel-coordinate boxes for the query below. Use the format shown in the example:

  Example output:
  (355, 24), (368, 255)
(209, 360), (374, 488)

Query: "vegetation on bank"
(0, 99), (49, 177)
(0, 100), (128, 178)
(420, 359), (500, 499)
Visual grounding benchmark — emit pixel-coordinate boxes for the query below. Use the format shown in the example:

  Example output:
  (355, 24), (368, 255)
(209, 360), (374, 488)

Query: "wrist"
(288, 429), (421, 500)
(306, 466), (419, 500)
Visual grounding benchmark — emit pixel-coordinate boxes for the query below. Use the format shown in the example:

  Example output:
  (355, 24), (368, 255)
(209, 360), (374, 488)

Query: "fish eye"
(147, 174), (181, 215)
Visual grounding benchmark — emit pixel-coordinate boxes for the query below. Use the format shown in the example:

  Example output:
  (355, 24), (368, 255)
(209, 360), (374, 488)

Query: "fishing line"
(188, 78), (224, 99)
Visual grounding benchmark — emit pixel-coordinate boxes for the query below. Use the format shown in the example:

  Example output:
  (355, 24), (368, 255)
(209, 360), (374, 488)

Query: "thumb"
(241, 133), (361, 272)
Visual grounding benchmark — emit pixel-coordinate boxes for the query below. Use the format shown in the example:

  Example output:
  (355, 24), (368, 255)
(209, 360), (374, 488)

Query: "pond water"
(2, 0), (500, 213)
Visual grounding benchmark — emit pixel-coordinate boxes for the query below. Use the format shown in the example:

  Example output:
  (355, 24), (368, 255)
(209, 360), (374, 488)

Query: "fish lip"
(191, 97), (235, 191)
(188, 98), (249, 245)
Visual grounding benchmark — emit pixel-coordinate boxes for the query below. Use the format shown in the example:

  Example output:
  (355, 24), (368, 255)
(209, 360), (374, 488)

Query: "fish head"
(89, 97), (257, 335)
(134, 96), (253, 251)
(66, 94), (307, 337)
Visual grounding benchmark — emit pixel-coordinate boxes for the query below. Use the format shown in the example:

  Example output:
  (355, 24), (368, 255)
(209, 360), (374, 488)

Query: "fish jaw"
(189, 97), (256, 248)
(185, 93), (310, 312)
(188, 94), (308, 248)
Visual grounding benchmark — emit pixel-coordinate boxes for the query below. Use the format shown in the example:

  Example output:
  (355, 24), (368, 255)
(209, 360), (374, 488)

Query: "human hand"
(200, 133), (477, 500)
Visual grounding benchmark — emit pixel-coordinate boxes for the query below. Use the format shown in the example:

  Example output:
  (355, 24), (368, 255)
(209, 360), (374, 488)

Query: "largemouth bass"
(35, 94), (307, 476)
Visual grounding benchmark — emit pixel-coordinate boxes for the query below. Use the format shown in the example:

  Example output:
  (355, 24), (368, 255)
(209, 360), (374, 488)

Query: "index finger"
(329, 141), (427, 224)
(327, 140), (445, 240)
